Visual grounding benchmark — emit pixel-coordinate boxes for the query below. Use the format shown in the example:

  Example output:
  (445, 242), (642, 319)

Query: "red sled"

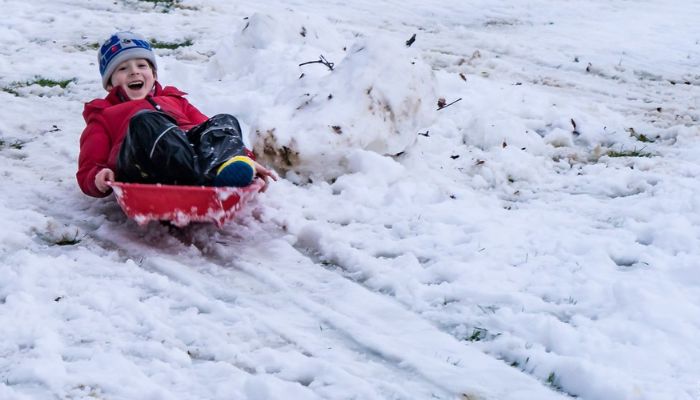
(108, 179), (264, 227)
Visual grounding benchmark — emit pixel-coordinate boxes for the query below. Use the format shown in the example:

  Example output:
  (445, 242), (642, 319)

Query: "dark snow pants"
(116, 112), (248, 186)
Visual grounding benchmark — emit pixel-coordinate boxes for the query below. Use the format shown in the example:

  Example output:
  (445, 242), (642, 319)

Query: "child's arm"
(182, 98), (209, 125)
(77, 121), (113, 197)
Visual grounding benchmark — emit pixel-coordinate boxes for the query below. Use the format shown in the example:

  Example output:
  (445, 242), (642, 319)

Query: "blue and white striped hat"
(98, 32), (157, 90)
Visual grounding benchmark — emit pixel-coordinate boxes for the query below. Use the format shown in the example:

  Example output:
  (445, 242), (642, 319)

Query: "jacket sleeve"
(182, 98), (209, 125)
(77, 119), (112, 197)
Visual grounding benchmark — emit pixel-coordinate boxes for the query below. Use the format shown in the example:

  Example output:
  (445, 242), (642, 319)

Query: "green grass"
(508, 356), (529, 370)
(634, 134), (653, 143)
(76, 42), (100, 51)
(626, 127), (657, 143)
(31, 78), (75, 89)
(137, 0), (189, 12)
(606, 148), (653, 158)
(546, 372), (563, 391)
(1, 76), (75, 97)
(150, 38), (193, 49)
(1, 87), (19, 96)
(139, 0), (178, 4)
(0, 139), (25, 150)
(466, 327), (489, 342)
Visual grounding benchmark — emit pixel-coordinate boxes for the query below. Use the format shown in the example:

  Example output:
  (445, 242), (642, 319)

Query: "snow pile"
(208, 11), (347, 87)
(211, 11), (437, 182)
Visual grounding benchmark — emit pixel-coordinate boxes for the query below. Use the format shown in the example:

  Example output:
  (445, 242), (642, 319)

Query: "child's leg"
(187, 114), (248, 183)
(116, 111), (202, 185)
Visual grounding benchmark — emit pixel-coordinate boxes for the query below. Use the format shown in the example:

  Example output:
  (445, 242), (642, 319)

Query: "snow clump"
(211, 11), (437, 182)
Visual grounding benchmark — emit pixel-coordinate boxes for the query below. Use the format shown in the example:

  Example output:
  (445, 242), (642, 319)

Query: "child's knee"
(209, 114), (241, 132)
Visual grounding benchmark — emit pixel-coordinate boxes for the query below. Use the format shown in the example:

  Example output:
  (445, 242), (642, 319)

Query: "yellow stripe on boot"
(214, 156), (255, 187)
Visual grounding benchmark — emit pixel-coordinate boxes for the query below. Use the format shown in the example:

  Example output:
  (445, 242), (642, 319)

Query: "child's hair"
(98, 31), (157, 90)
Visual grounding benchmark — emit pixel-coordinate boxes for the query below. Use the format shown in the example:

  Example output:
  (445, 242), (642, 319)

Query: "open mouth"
(127, 81), (145, 90)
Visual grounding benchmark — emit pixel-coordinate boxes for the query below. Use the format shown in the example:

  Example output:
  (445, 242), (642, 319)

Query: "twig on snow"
(437, 97), (462, 111)
(405, 33), (416, 47)
(299, 55), (335, 71)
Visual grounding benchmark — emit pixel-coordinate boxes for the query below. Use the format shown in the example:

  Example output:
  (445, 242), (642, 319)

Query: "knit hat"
(98, 32), (157, 90)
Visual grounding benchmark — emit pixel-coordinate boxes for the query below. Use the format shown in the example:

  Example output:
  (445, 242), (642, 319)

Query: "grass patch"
(140, 0), (179, 5)
(151, 38), (193, 49)
(137, 0), (195, 12)
(9, 140), (25, 150)
(465, 327), (495, 342)
(626, 127), (657, 143)
(31, 78), (75, 89)
(1, 76), (76, 97)
(76, 42), (100, 51)
(507, 356), (529, 370)
(606, 147), (653, 158)
(634, 134), (653, 143)
(1, 87), (19, 96)
(468, 328), (486, 341)
(0, 139), (26, 150)
(546, 372), (563, 391)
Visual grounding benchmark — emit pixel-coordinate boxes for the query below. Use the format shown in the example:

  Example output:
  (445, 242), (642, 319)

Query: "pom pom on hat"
(98, 31), (157, 90)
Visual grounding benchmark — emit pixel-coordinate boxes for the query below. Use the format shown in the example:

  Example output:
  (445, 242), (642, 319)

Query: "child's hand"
(95, 168), (115, 193)
(253, 161), (278, 192)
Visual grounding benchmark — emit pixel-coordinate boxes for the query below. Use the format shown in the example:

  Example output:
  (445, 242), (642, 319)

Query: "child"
(77, 31), (276, 198)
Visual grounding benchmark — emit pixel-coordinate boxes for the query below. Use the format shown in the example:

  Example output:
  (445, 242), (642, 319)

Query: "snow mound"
(211, 11), (437, 182)
(209, 11), (346, 87)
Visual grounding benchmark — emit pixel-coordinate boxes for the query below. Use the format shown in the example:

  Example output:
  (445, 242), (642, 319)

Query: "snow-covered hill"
(1, 1), (699, 399)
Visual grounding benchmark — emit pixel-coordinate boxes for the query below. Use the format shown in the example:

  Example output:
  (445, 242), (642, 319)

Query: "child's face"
(107, 58), (156, 100)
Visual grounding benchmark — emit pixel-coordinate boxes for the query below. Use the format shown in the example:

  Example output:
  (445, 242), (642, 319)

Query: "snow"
(1, 0), (699, 399)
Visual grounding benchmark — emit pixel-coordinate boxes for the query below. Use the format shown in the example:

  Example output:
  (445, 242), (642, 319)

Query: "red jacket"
(77, 83), (209, 197)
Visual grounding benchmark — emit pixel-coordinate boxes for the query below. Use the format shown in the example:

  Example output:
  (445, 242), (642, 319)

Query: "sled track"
(41, 209), (467, 399)
(31, 198), (565, 400)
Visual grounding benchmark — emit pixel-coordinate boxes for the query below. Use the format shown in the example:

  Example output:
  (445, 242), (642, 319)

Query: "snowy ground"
(1, 0), (699, 399)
